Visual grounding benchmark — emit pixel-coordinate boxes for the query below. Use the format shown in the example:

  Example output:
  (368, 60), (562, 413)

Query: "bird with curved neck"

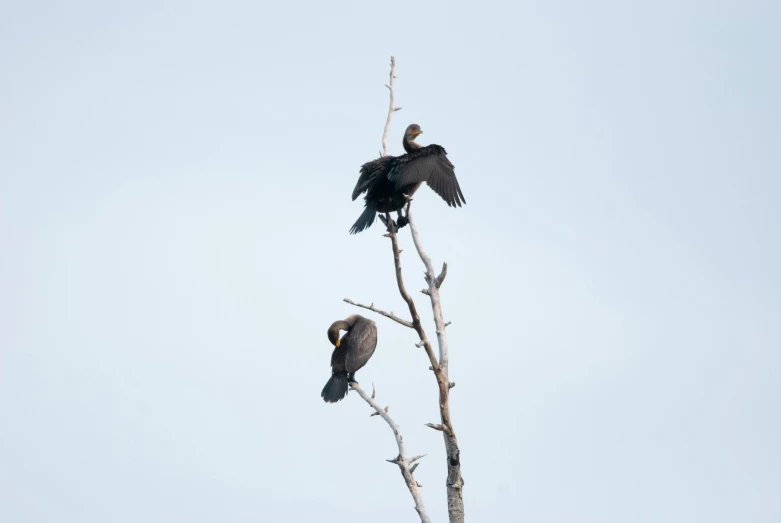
(326, 319), (350, 348)
(349, 123), (466, 234)
(322, 314), (378, 403)
(403, 123), (424, 153)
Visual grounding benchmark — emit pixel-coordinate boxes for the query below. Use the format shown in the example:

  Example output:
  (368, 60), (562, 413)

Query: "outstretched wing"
(352, 157), (394, 201)
(387, 145), (466, 207)
(344, 318), (378, 374)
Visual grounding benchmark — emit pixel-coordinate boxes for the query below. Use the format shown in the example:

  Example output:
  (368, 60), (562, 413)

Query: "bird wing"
(344, 319), (378, 374)
(387, 145), (466, 207)
(352, 157), (393, 201)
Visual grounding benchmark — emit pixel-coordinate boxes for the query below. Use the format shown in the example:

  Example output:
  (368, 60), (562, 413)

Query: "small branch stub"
(409, 454), (427, 464)
(435, 262), (448, 288)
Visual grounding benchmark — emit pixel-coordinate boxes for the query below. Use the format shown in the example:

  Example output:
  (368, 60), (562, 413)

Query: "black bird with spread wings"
(321, 314), (378, 403)
(350, 124), (465, 234)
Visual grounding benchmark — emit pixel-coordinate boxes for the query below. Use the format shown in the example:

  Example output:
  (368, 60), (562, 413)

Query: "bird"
(349, 124), (466, 234)
(321, 314), (378, 403)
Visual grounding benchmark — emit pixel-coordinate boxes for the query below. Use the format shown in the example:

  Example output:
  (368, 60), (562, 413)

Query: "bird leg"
(348, 373), (358, 384)
(395, 195), (413, 229)
(380, 212), (398, 233)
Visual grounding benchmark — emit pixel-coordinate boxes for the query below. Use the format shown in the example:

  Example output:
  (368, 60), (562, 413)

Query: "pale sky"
(1, 1), (779, 522)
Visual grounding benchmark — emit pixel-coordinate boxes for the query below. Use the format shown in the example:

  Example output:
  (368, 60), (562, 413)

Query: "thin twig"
(381, 56), (399, 157)
(343, 298), (414, 329)
(350, 383), (431, 523)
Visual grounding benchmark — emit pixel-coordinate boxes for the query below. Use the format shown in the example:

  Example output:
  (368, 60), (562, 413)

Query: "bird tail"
(349, 203), (377, 234)
(321, 373), (350, 403)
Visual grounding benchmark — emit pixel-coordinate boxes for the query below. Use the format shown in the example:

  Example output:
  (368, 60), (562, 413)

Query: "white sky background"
(1, 1), (779, 521)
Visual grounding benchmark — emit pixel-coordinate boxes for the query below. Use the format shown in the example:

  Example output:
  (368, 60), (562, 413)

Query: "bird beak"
(335, 339), (341, 347)
(415, 130), (423, 136)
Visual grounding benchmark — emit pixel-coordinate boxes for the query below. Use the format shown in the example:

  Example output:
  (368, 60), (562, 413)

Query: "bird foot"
(379, 214), (398, 233)
(396, 215), (409, 229)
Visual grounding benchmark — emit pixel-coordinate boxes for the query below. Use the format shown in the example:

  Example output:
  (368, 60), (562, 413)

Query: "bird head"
(405, 124), (423, 139)
(327, 320), (347, 347)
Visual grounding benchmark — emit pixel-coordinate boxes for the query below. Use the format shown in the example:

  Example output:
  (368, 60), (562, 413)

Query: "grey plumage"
(321, 315), (378, 403)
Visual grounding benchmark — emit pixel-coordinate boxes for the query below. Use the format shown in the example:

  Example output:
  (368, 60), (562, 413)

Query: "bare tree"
(346, 56), (465, 523)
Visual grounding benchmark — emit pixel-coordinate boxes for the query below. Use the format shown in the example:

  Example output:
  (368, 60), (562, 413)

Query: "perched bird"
(350, 124), (466, 234)
(321, 315), (378, 403)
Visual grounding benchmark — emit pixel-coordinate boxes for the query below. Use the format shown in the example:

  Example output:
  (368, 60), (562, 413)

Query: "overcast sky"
(1, 1), (779, 522)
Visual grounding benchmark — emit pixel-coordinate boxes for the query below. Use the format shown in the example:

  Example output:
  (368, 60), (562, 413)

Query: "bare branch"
(410, 463), (420, 474)
(343, 298), (414, 328)
(383, 211), (466, 520)
(350, 382), (431, 523)
(381, 56), (399, 157)
(385, 225), (442, 377)
(406, 211), (466, 522)
(407, 213), (451, 380)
